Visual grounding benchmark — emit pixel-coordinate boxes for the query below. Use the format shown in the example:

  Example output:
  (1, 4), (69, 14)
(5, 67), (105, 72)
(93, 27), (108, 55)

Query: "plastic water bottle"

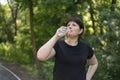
(57, 28), (70, 36)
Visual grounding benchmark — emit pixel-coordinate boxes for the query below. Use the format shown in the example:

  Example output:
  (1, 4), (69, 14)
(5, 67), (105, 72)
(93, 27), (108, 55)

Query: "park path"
(0, 61), (39, 80)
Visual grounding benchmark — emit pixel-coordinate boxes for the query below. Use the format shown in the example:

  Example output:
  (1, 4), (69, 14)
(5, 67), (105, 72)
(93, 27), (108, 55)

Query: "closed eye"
(72, 24), (76, 26)
(67, 24), (70, 27)
(67, 23), (77, 27)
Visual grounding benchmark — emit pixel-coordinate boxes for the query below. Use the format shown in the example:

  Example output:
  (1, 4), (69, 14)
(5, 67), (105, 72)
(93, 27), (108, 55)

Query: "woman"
(37, 17), (98, 80)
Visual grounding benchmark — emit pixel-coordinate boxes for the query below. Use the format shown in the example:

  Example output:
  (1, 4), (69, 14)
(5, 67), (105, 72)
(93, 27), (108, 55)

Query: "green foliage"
(0, 41), (33, 64)
(0, 0), (120, 80)
(21, 63), (40, 77)
(41, 60), (54, 80)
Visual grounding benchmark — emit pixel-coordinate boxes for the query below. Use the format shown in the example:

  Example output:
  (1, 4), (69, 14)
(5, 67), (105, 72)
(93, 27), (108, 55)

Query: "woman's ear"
(79, 29), (83, 35)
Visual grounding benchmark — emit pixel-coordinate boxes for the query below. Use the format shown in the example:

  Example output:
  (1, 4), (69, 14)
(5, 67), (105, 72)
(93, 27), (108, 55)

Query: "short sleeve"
(87, 46), (94, 59)
(53, 40), (59, 53)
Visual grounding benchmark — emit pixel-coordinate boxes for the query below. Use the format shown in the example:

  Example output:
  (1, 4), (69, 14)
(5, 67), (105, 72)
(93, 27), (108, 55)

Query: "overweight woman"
(37, 17), (98, 80)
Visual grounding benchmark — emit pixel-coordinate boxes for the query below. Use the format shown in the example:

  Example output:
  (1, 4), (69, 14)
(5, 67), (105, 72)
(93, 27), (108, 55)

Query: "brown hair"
(66, 17), (84, 36)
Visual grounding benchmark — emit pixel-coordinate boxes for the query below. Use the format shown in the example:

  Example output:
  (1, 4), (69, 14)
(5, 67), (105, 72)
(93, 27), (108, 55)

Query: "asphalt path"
(0, 64), (21, 80)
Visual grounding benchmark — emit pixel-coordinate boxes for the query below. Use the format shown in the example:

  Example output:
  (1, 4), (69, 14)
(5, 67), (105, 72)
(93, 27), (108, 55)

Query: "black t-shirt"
(53, 40), (94, 80)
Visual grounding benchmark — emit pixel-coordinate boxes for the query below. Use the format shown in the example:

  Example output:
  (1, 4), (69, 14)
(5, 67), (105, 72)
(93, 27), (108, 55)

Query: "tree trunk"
(1, 9), (14, 42)
(28, 0), (46, 80)
(111, 0), (116, 12)
(108, 0), (117, 42)
(7, 0), (18, 36)
(88, 0), (96, 35)
(108, 0), (116, 31)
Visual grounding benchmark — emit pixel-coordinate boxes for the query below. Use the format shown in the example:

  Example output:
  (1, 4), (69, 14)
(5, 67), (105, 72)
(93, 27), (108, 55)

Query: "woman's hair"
(66, 17), (84, 37)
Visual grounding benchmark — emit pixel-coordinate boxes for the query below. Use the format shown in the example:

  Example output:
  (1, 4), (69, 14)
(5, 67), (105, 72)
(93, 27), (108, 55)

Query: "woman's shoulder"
(56, 39), (64, 43)
(79, 41), (94, 55)
(79, 41), (92, 48)
(55, 40), (64, 46)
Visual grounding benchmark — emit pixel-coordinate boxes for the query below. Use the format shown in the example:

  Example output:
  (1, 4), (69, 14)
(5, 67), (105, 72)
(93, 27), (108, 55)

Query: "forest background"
(0, 0), (120, 80)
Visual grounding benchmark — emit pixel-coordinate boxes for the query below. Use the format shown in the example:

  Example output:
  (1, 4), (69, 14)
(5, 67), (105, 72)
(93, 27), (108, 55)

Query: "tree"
(7, 0), (20, 36)
(28, 0), (45, 80)
(0, 0), (120, 80)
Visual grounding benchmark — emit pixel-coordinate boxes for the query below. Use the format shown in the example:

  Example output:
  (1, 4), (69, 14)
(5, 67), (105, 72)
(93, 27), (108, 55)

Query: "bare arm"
(86, 54), (98, 80)
(37, 27), (68, 61)
(37, 35), (59, 61)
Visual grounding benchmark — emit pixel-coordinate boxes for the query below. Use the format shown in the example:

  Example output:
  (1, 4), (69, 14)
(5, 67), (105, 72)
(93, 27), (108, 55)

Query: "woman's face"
(66, 21), (83, 38)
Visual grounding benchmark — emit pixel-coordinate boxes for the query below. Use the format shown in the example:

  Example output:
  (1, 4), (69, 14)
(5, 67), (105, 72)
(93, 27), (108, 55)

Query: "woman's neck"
(65, 38), (78, 46)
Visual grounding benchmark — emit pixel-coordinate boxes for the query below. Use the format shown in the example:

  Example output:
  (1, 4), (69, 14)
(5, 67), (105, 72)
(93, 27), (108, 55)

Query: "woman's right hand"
(55, 26), (70, 38)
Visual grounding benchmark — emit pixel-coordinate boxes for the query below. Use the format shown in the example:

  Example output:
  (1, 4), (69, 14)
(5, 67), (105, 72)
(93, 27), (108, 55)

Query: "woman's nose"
(69, 26), (72, 29)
